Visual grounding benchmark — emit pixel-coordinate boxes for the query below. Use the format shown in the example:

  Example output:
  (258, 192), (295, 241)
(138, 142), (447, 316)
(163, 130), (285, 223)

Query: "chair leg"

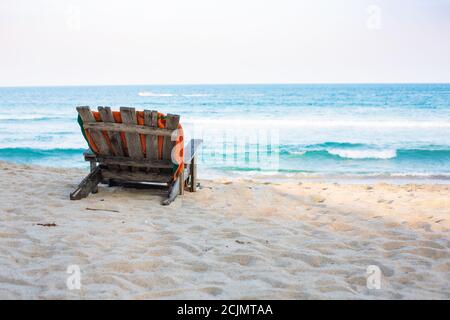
(162, 178), (180, 205)
(70, 167), (102, 200)
(190, 155), (197, 192)
(90, 161), (98, 194)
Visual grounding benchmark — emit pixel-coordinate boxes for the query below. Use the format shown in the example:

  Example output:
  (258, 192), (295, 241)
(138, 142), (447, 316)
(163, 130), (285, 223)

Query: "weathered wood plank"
(70, 166), (102, 200)
(76, 106), (110, 155)
(98, 106), (124, 156)
(101, 169), (172, 183)
(85, 155), (172, 169)
(120, 107), (143, 160)
(144, 110), (159, 160)
(105, 180), (168, 190)
(162, 114), (180, 160)
(98, 106), (123, 171)
(82, 122), (173, 136)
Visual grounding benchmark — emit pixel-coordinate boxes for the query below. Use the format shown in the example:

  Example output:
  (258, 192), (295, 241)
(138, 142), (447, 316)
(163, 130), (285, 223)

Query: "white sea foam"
(328, 148), (397, 159)
(288, 151), (307, 155)
(138, 92), (174, 97)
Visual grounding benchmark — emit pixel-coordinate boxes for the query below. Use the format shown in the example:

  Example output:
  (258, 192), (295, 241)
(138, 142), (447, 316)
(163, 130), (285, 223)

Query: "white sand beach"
(0, 161), (449, 299)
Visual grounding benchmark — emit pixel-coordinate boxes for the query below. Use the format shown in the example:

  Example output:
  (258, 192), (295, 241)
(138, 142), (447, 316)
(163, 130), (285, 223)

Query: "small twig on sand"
(37, 223), (57, 227)
(86, 207), (120, 213)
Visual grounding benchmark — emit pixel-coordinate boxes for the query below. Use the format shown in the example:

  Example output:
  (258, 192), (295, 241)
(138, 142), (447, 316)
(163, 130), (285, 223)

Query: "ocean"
(0, 84), (449, 180)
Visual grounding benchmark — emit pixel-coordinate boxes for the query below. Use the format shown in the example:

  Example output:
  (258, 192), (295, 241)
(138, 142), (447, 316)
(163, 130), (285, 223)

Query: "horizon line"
(1, 82), (450, 89)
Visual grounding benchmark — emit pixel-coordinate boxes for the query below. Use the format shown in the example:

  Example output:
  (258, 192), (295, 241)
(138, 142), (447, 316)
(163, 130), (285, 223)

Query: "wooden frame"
(70, 106), (202, 205)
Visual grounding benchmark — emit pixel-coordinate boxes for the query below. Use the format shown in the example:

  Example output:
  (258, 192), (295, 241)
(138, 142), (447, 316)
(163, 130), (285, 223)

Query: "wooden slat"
(101, 169), (172, 183)
(98, 106), (124, 156)
(162, 114), (180, 160)
(70, 166), (102, 200)
(144, 110), (159, 160)
(85, 155), (172, 169)
(120, 107), (143, 159)
(82, 122), (173, 136)
(105, 180), (168, 191)
(98, 106), (123, 171)
(76, 106), (110, 155)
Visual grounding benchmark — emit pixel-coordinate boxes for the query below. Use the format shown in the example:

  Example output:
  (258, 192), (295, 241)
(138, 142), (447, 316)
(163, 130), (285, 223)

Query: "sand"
(0, 161), (449, 299)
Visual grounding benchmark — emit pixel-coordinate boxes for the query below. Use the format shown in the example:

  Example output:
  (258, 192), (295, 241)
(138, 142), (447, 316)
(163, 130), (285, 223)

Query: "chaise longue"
(70, 106), (202, 205)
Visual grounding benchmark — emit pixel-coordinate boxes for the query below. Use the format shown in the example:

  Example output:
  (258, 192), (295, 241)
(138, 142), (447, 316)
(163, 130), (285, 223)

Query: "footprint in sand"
(200, 286), (223, 297)
(172, 241), (202, 256)
(310, 195), (326, 203)
(411, 222), (432, 232)
(418, 240), (445, 250)
(221, 254), (260, 266)
(408, 247), (448, 260)
(432, 262), (450, 273)
(330, 222), (354, 232)
(382, 241), (407, 251)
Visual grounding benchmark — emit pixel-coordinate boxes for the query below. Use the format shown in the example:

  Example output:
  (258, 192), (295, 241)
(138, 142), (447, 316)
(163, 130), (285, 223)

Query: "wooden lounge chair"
(70, 106), (202, 205)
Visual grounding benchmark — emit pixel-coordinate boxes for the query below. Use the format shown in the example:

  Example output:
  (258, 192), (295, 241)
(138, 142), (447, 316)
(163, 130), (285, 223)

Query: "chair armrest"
(184, 139), (203, 164)
(83, 149), (96, 161)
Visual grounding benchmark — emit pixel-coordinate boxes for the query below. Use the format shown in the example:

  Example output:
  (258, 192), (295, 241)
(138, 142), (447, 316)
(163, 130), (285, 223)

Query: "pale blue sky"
(1, 0), (449, 86)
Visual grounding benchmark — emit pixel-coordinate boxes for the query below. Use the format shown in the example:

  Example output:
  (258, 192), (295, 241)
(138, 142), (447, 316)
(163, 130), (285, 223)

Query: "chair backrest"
(77, 106), (182, 166)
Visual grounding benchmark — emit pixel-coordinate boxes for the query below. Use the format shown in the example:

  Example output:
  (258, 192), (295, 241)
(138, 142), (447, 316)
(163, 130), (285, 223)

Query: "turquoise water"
(0, 84), (449, 178)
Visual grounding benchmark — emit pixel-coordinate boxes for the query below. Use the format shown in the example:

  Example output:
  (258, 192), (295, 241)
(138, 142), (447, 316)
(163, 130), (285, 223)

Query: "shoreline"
(2, 160), (450, 185)
(208, 171), (450, 185)
(0, 161), (449, 299)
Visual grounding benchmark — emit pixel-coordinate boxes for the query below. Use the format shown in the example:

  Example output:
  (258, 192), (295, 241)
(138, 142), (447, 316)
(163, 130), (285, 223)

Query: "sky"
(0, 0), (449, 86)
